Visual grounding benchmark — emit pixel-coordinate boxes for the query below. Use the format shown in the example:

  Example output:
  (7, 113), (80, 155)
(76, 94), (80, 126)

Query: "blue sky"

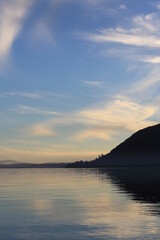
(0, 0), (160, 162)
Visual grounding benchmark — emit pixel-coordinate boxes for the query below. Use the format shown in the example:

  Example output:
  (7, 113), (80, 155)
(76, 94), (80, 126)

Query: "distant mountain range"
(67, 123), (160, 167)
(0, 160), (67, 168)
(0, 160), (20, 165)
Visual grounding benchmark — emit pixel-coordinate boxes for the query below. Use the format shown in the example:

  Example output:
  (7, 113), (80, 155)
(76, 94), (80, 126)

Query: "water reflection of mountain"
(99, 167), (160, 208)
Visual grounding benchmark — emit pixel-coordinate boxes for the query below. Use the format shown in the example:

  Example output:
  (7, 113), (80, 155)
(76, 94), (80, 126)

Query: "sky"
(0, 0), (160, 163)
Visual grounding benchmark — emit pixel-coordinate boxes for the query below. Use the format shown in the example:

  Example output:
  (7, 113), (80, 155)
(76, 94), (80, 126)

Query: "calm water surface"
(0, 168), (160, 239)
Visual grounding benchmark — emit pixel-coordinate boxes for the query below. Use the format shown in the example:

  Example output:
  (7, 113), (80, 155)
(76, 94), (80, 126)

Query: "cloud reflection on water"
(0, 168), (160, 239)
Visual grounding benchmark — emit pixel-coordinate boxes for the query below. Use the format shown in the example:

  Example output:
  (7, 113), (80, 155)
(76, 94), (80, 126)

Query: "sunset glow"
(0, 0), (160, 162)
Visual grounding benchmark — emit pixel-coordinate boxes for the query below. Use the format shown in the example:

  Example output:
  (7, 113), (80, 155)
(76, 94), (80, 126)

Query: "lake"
(0, 168), (160, 239)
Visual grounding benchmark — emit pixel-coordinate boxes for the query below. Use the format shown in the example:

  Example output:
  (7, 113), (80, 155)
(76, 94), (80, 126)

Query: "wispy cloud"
(77, 10), (160, 68)
(28, 123), (55, 137)
(18, 69), (159, 149)
(139, 56), (160, 64)
(0, 0), (32, 60)
(119, 4), (126, 10)
(30, 96), (155, 142)
(15, 105), (60, 116)
(80, 13), (160, 48)
(130, 67), (160, 94)
(154, 2), (160, 10)
(8, 139), (40, 145)
(31, 20), (53, 43)
(84, 0), (107, 6)
(72, 64), (160, 141)
(74, 127), (113, 141)
(83, 80), (103, 88)
(0, 91), (68, 99)
(0, 91), (42, 99)
(78, 100), (152, 128)
(102, 46), (160, 65)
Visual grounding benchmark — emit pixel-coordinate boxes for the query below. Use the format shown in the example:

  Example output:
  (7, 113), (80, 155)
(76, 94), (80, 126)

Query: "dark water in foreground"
(0, 168), (160, 239)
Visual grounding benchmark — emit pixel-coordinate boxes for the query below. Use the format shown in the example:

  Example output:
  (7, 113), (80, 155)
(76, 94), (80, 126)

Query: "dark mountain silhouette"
(67, 123), (160, 167)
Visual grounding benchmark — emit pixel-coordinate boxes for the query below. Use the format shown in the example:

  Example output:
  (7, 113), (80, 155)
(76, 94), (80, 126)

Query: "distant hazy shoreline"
(0, 162), (67, 168)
